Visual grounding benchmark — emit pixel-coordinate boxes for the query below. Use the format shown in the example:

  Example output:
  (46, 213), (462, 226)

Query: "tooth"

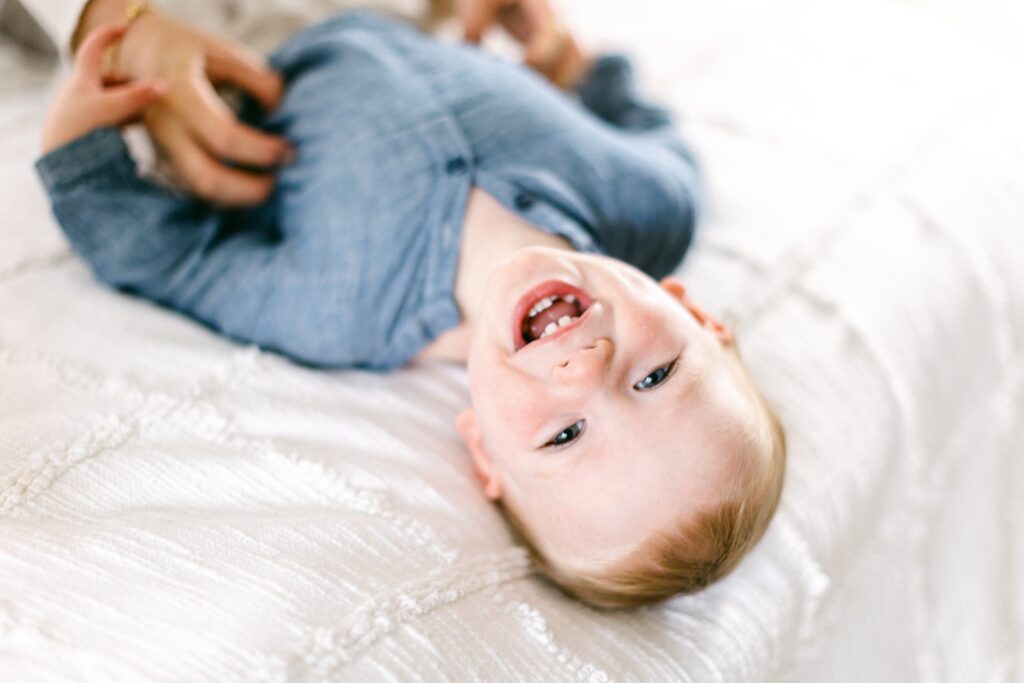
(557, 315), (571, 327)
(543, 322), (558, 337)
(564, 295), (577, 304)
(538, 297), (553, 311)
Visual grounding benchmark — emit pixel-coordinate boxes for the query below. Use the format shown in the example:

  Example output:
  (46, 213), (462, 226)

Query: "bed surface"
(2, 0), (1022, 680)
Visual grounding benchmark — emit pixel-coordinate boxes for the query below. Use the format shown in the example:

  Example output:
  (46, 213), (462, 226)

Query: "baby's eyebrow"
(532, 448), (575, 479)
(534, 464), (563, 480)
(674, 355), (706, 403)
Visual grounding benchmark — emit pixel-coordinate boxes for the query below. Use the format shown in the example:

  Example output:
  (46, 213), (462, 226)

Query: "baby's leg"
(234, 11), (448, 247)
(212, 15), (471, 369)
(35, 127), (372, 367)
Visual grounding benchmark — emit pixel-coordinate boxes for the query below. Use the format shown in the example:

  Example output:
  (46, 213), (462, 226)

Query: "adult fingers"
(523, 28), (565, 77)
(74, 24), (126, 82)
(459, 0), (503, 43)
(520, 0), (562, 61)
(147, 107), (276, 206)
(171, 61), (292, 168)
(496, 1), (531, 43)
(97, 80), (168, 126)
(204, 39), (284, 112)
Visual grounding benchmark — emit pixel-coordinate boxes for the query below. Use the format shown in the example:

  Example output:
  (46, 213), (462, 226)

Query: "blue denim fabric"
(35, 8), (701, 370)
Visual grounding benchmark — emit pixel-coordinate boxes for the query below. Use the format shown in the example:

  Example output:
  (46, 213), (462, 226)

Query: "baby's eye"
(633, 358), (679, 391)
(545, 419), (586, 448)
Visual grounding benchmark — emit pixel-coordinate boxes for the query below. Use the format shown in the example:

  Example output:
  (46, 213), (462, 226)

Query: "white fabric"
(2, 0), (1023, 681)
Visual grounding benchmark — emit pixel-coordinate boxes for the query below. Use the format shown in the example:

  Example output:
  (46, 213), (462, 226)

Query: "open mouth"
(512, 280), (594, 351)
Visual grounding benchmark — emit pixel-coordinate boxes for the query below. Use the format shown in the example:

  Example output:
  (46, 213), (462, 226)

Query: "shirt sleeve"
(33, 126), (368, 368)
(5, 0), (425, 59)
(573, 52), (696, 167)
(8, 0), (91, 59)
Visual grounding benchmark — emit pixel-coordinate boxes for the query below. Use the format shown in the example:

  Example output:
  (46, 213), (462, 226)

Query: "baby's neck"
(456, 187), (574, 324)
(413, 186), (573, 364)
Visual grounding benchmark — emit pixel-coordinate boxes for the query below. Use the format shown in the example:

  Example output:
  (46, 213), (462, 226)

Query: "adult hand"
(74, 0), (294, 206)
(454, 0), (592, 89)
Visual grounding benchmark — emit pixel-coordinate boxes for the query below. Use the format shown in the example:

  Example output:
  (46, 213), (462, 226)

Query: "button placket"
(445, 156), (467, 175)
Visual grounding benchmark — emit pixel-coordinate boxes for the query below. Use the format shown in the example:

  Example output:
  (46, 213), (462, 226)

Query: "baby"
(36, 3), (785, 608)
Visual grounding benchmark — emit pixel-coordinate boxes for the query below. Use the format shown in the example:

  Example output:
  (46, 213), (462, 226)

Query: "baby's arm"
(458, 0), (697, 166)
(572, 53), (697, 167)
(40, 23), (166, 154)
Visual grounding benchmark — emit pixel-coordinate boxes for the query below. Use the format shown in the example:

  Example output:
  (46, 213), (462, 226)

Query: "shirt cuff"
(34, 126), (134, 193)
(573, 53), (635, 122)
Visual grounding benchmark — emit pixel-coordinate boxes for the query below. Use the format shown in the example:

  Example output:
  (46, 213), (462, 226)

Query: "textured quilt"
(2, 0), (1022, 681)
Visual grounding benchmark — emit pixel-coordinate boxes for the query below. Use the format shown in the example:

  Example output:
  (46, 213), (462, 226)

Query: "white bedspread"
(2, 0), (1022, 681)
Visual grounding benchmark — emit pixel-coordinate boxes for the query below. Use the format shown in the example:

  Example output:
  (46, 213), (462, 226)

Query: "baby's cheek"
(480, 381), (554, 449)
(494, 391), (546, 440)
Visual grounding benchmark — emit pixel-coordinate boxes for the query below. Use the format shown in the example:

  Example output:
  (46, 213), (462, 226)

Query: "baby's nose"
(552, 338), (614, 388)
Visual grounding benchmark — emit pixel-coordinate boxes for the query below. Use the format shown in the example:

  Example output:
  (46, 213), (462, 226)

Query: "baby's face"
(459, 247), (769, 573)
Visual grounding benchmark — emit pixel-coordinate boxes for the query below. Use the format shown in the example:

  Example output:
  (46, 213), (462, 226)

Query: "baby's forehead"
(524, 434), (756, 556)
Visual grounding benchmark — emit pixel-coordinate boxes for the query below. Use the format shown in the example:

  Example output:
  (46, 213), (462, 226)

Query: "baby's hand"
(40, 24), (167, 154)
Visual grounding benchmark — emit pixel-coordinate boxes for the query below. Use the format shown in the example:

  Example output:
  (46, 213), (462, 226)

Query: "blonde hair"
(497, 352), (787, 609)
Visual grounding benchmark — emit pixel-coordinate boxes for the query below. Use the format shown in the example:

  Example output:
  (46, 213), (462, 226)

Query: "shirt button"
(514, 193), (534, 210)
(445, 156), (467, 175)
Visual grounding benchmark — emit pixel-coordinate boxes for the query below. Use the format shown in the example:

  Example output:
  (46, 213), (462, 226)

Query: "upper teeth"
(540, 314), (578, 339)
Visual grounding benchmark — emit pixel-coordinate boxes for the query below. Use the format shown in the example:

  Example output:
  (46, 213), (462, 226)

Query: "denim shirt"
(35, 9), (701, 370)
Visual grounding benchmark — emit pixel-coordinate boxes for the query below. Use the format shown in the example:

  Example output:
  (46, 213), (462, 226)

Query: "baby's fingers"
(97, 80), (168, 126)
(74, 24), (127, 82)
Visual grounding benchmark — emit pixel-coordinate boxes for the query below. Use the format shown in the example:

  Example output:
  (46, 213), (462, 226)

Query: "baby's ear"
(659, 276), (734, 346)
(454, 408), (502, 500)
(659, 275), (687, 301)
